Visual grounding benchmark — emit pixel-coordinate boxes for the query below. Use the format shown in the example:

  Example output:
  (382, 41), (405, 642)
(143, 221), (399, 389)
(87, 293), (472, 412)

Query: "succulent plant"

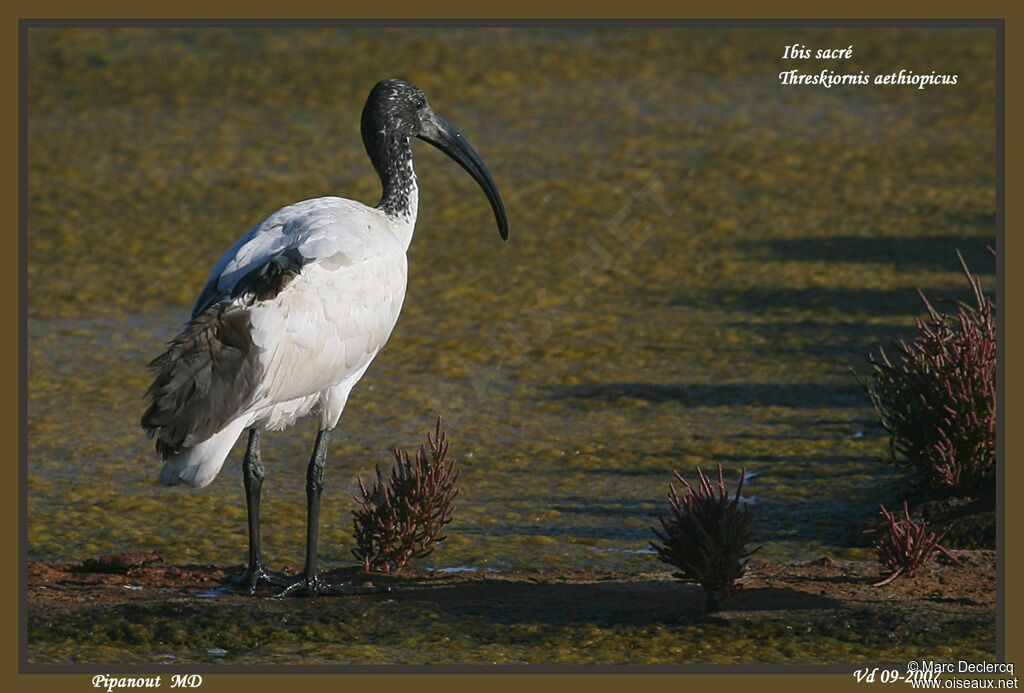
(868, 501), (964, 586)
(863, 250), (996, 491)
(351, 418), (460, 574)
(651, 464), (760, 611)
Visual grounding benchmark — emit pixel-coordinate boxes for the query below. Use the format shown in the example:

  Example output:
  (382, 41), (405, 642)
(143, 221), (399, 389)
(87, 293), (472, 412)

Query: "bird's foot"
(274, 573), (390, 598)
(230, 563), (288, 595)
(275, 573), (331, 598)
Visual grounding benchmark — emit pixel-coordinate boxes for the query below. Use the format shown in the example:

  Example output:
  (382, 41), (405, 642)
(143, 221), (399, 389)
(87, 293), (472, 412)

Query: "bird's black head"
(361, 78), (429, 141)
(361, 78), (508, 240)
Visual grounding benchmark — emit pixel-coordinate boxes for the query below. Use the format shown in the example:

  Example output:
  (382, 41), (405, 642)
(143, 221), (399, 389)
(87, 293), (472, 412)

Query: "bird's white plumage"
(247, 252), (405, 425)
(160, 195), (416, 488)
(158, 416), (250, 488)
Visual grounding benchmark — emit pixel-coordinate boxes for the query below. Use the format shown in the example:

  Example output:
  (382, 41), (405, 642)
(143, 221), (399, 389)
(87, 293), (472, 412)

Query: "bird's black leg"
(277, 426), (333, 597)
(236, 428), (285, 593)
(275, 427), (387, 598)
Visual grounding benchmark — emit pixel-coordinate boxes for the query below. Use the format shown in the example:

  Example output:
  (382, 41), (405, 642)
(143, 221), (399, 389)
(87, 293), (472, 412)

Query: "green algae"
(26, 26), (996, 664)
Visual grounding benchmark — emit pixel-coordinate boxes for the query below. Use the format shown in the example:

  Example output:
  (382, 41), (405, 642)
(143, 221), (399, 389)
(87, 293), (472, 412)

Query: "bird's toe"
(273, 574), (390, 598)
(274, 574), (330, 598)
(231, 564), (288, 595)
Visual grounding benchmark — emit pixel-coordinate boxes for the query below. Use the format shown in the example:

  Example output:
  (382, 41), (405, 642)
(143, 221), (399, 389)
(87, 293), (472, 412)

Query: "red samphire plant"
(864, 250), (995, 491)
(351, 418), (460, 573)
(650, 464), (760, 611)
(868, 501), (964, 586)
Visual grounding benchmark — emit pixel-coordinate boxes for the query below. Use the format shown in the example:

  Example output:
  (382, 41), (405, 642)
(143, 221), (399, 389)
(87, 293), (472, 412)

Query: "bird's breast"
(246, 249), (408, 409)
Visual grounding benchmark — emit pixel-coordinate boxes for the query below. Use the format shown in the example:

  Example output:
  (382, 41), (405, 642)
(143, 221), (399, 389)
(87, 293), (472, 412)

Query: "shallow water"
(26, 26), (997, 664)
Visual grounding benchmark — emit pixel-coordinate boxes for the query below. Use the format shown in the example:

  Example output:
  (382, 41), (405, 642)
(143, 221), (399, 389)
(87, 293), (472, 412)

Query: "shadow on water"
(703, 287), (953, 316)
(687, 283), (994, 367)
(459, 523), (649, 542)
(544, 382), (862, 409)
(723, 317), (913, 369)
(710, 454), (877, 465)
(740, 234), (995, 271)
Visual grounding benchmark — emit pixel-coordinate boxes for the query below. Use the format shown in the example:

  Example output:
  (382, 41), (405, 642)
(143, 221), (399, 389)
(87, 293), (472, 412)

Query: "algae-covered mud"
(27, 554), (995, 665)
(26, 26), (997, 665)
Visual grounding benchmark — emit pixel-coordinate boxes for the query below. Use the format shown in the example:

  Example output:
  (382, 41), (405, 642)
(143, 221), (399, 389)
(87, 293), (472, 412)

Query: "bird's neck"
(373, 135), (419, 230)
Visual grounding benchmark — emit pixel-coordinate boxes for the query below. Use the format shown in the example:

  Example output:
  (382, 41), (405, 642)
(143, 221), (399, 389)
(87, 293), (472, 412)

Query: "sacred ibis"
(141, 78), (508, 596)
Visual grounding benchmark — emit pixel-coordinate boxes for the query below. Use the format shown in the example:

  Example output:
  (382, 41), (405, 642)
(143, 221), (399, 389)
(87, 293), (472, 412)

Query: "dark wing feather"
(191, 247), (307, 319)
(141, 304), (259, 459)
(143, 248), (308, 458)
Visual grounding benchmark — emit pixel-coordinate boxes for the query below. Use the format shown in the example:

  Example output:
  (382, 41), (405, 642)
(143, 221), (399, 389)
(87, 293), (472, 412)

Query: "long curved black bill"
(418, 112), (509, 240)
